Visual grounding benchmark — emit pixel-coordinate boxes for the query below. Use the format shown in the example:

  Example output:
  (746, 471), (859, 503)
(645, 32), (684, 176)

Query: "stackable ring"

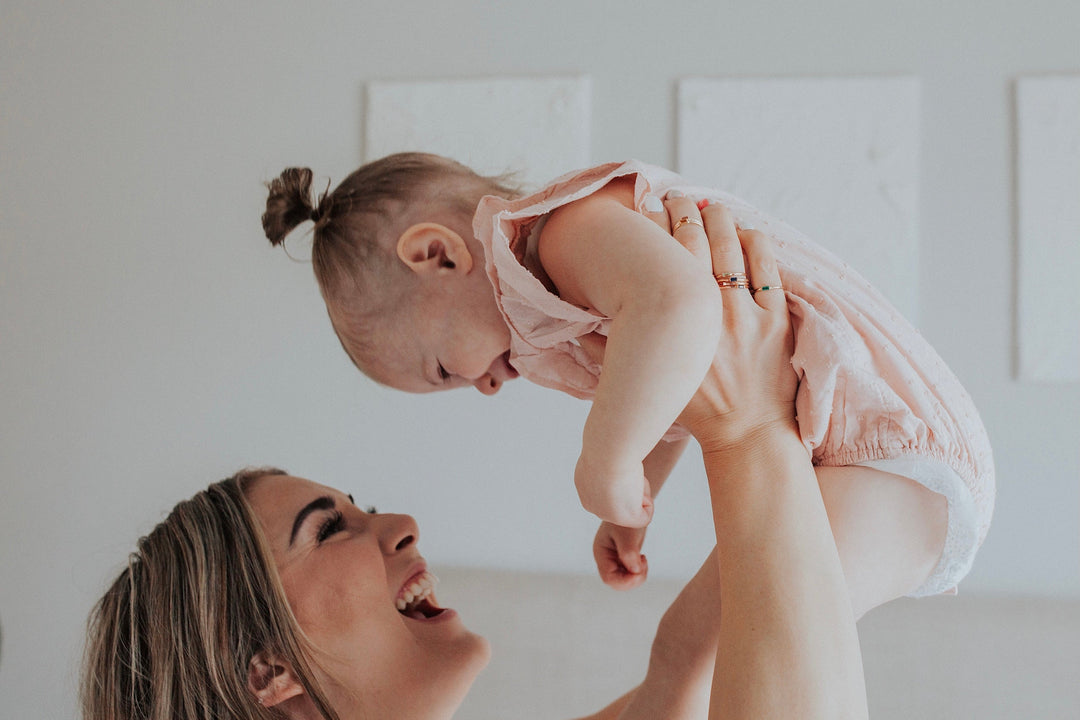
(751, 284), (784, 294)
(714, 271), (749, 289)
(672, 216), (705, 233)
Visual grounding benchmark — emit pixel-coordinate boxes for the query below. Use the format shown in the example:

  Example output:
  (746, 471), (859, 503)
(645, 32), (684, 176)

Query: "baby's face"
(364, 266), (518, 395)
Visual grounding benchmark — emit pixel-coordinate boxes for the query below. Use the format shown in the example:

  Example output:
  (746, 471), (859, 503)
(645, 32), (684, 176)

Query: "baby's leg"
(816, 465), (948, 619)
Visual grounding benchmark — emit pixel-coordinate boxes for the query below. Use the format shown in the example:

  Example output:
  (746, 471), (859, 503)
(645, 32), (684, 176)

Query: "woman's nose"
(472, 374), (502, 395)
(377, 513), (419, 553)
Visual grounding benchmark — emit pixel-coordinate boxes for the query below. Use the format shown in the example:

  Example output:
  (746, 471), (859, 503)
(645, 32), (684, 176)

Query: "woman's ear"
(396, 223), (474, 276)
(247, 650), (305, 708)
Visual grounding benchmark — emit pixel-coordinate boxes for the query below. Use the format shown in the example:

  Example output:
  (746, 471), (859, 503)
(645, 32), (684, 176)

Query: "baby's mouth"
(396, 570), (446, 620)
(500, 351), (519, 379)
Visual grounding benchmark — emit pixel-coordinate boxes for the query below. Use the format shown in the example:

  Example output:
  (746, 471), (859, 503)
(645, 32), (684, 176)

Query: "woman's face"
(246, 474), (490, 718)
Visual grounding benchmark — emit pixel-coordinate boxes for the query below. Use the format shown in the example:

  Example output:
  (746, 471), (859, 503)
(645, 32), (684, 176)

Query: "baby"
(262, 153), (994, 595)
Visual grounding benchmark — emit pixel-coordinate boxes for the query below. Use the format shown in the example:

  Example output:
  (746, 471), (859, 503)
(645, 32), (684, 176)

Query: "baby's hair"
(261, 152), (520, 373)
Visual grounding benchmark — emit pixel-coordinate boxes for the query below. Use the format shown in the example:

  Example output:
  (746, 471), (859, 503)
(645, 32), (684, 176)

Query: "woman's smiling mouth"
(396, 569), (446, 619)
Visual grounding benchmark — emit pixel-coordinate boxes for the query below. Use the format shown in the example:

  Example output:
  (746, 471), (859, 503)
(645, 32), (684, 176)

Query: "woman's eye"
(365, 506), (377, 514)
(437, 363), (449, 381)
(316, 511), (345, 543)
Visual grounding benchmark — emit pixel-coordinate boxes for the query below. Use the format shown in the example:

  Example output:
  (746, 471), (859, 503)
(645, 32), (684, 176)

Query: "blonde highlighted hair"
(81, 469), (339, 720)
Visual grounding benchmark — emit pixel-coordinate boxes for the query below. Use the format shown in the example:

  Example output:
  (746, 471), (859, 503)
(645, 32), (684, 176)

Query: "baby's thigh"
(815, 465), (948, 619)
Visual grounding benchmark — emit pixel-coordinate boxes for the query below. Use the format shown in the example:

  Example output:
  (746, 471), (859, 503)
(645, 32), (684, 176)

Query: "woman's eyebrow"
(289, 496), (335, 546)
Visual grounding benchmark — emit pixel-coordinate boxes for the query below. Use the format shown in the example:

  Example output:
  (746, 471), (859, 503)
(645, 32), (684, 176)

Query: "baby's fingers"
(592, 523), (646, 589)
(619, 550), (648, 588)
(596, 549), (647, 590)
(642, 193), (670, 234)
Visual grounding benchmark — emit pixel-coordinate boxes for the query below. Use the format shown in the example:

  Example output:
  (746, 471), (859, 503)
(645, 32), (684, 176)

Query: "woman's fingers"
(739, 228), (786, 312)
(663, 191), (711, 265)
(654, 192), (778, 316)
(699, 201), (746, 277)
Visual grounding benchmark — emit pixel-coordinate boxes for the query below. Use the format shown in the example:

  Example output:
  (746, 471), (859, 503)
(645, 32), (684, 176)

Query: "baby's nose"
(473, 374), (502, 396)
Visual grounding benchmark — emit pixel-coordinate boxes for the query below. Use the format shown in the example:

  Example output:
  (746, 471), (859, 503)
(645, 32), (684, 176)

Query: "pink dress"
(473, 160), (994, 596)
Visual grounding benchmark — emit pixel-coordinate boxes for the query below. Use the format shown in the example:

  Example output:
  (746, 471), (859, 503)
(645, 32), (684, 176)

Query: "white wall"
(1, 1), (1078, 716)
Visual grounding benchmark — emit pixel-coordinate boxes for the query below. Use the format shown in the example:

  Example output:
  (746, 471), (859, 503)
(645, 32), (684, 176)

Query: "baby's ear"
(396, 223), (473, 275)
(247, 650), (305, 708)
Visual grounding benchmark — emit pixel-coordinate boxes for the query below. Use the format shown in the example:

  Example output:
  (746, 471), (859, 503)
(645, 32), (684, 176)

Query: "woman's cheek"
(284, 559), (361, 628)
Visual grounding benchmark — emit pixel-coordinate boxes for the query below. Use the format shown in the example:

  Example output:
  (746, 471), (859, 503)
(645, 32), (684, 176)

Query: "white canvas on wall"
(677, 77), (921, 322)
(365, 76), (591, 188)
(1016, 76), (1080, 382)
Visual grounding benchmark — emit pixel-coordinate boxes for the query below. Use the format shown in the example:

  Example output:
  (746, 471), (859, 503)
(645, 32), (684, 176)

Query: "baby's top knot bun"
(262, 167), (328, 247)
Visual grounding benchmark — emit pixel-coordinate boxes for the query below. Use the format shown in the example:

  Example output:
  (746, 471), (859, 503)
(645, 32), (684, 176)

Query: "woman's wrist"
(698, 419), (814, 516)
(694, 413), (802, 461)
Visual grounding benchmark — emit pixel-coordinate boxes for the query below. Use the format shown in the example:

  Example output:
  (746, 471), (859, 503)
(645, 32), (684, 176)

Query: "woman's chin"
(472, 632), (493, 669)
(445, 633), (492, 717)
(404, 606), (491, 677)
(445, 625), (492, 697)
(444, 622), (492, 674)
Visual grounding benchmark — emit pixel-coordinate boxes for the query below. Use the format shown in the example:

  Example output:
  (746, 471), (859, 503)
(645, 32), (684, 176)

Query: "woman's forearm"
(704, 422), (868, 720)
(625, 424), (869, 720)
(615, 546), (722, 720)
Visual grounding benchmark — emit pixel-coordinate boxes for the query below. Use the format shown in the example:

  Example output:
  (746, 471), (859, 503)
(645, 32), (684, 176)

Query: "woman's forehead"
(247, 475), (347, 530)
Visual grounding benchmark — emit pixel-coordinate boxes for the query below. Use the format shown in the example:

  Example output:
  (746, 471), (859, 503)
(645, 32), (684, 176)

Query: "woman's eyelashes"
(314, 505), (376, 543)
(437, 362), (449, 381)
(316, 510), (345, 543)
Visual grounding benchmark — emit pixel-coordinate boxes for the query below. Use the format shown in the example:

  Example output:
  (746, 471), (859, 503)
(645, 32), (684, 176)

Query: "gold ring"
(751, 284), (784, 294)
(714, 271), (749, 289)
(672, 216), (704, 233)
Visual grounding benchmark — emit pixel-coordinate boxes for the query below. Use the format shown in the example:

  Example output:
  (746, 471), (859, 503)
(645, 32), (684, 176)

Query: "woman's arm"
(572, 546), (722, 720)
(670, 198), (868, 719)
(605, 431), (870, 720)
(705, 427), (867, 719)
(586, 196), (868, 719)
(538, 178), (723, 528)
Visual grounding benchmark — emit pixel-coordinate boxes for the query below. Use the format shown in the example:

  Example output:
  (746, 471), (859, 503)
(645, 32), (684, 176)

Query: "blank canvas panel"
(1016, 76), (1080, 382)
(677, 77), (921, 322)
(365, 76), (590, 187)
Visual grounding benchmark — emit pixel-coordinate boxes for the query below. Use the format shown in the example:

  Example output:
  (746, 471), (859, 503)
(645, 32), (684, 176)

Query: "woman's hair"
(261, 152), (520, 370)
(81, 468), (340, 720)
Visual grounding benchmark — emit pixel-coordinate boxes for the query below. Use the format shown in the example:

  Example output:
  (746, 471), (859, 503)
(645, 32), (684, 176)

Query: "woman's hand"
(578, 192), (800, 589)
(642, 193), (799, 453)
(644, 195), (867, 720)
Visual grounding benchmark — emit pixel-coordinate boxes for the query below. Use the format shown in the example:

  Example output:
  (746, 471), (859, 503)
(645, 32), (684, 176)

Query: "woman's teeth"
(395, 570), (438, 612)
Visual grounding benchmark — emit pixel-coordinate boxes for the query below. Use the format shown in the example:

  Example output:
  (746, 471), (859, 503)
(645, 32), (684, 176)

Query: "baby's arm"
(539, 179), (722, 527)
(594, 436), (688, 589)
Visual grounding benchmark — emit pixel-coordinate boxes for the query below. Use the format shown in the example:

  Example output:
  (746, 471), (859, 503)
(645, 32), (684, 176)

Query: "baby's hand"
(574, 454), (654, 528)
(593, 521), (649, 590)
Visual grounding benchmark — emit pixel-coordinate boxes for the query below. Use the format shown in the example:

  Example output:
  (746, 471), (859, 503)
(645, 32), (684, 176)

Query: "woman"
(82, 201), (882, 719)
